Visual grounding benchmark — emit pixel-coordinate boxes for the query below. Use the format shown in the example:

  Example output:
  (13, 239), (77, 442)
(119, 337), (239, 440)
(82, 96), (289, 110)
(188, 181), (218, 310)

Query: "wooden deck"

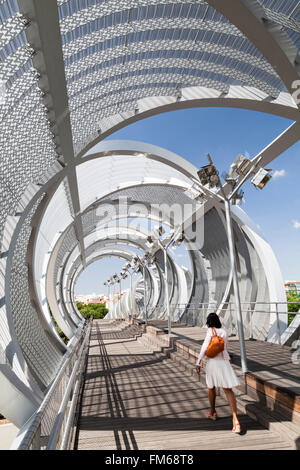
(74, 320), (294, 450)
(148, 321), (300, 414)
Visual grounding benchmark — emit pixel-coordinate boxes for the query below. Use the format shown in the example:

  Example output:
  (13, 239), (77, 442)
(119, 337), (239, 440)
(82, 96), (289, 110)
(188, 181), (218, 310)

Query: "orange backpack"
(205, 328), (225, 358)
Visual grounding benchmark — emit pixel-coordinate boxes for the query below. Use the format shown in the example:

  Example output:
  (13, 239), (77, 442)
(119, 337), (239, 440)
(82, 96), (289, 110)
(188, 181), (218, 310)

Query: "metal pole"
(224, 199), (248, 373)
(163, 246), (171, 337)
(119, 279), (122, 318)
(275, 302), (281, 346)
(113, 283), (116, 319)
(143, 265), (147, 324)
(108, 284), (111, 316)
(129, 272), (133, 320)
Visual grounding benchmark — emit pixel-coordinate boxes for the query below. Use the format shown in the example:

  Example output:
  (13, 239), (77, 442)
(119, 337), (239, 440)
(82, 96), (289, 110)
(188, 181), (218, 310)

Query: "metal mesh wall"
(10, 201), (63, 389)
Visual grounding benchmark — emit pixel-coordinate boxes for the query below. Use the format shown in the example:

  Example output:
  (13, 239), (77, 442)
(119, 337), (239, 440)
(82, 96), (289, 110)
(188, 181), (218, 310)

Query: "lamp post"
(131, 255), (150, 324)
(143, 263), (148, 325)
(145, 226), (184, 338)
(103, 281), (110, 315)
(118, 278), (122, 318)
(119, 269), (128, 319)
(110, 280), (115, 319)
(197, 154), (248, 373)
(107, 279), (111, 314)
(123, 263), (134, 319)
(112, 274), (121, 319)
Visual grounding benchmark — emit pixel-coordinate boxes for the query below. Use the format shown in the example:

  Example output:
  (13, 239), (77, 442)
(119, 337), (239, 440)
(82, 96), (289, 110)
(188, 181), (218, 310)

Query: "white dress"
(196, 327), (240, 389)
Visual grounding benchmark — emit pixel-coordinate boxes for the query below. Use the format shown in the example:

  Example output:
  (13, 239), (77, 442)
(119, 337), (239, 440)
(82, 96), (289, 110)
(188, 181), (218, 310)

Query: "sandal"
(206, 411), (217, 421)
(232, 420), (241, 434)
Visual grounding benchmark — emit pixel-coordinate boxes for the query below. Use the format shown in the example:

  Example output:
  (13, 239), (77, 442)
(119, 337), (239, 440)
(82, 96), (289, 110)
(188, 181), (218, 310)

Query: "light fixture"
(146, 235), (154, 248)
(153, 225), (165, 238)
(175, 87), (182, 102)
(197, 164), (220, 188)
(131, 255), (140, 266)
(251, 168), (272, 189)
(229, 154), (252, 178)
(16, 13), (31, 27)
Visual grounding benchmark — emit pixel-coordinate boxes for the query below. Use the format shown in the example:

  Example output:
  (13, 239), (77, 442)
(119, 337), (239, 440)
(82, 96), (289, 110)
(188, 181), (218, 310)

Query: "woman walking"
(196, 312), (241, 433)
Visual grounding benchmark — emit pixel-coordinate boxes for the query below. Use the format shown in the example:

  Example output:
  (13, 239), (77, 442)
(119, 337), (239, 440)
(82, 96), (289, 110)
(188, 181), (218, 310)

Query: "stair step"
(168, 350), (299, 449)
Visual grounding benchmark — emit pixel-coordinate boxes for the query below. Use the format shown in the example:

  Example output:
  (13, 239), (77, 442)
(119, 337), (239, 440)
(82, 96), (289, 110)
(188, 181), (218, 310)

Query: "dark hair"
(206, 312), (222, 329)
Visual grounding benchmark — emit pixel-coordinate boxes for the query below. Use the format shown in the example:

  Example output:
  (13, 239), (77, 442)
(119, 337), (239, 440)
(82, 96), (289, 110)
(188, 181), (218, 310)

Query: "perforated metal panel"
(10, 199), (63, 389)
(54, 0), (290, 152)
(0, 2), (59, 246)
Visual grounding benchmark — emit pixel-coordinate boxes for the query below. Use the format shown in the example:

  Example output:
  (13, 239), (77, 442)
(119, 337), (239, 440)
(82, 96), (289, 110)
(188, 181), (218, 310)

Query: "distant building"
(74, 293), (107, 304)
(75, 292), (125, 304)
(285, 281), (300, 295)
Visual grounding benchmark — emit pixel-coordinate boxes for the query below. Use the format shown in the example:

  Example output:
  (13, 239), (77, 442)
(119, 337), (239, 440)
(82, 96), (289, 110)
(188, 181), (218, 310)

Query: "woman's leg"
(223, 388), (239, 425)
(208, 387), (216, 415)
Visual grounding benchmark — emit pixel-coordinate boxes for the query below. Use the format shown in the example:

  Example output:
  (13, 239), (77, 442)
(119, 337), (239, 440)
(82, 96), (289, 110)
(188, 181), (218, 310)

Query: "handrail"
(46, 330), (89, 449)
(145, 302), (300, 346)
(11, 318), (92, 450)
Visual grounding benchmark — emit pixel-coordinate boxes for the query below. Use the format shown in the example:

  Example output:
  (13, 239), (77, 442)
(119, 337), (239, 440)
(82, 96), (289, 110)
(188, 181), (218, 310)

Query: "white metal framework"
(0, 0), (299, 432)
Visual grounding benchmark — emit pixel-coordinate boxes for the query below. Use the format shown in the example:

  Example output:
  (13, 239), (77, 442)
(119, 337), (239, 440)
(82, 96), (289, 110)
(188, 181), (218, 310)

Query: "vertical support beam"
(162, 246), (171, 337)
(143, 266), (147, 325)
(119, 279), (122, 319)
(130, 272), (134, 319)
(224, 199), (248, 373)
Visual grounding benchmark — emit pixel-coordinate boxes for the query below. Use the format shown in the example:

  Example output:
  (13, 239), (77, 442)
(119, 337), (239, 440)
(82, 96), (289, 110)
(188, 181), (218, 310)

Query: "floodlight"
(146, 235), (154, 248)
(131, 255), (140, 265)
(197, 164), (220, 188)
(153, 225), (165, 237)
(251, 168), (272, 189)
(229, 154), (252, 179)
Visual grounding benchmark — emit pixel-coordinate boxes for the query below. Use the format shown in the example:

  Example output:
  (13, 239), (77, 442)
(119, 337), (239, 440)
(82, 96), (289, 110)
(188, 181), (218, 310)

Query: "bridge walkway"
(74, 320), (294, 450)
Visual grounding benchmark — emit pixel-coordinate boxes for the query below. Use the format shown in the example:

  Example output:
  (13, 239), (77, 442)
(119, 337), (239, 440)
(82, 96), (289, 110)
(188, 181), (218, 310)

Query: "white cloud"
(293, 220), (300, 229)
(272, 169), (286, 179)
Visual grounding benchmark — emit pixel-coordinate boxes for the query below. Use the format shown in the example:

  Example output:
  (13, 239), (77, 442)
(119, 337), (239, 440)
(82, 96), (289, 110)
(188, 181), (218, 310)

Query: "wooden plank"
(74, 320), (296, 451)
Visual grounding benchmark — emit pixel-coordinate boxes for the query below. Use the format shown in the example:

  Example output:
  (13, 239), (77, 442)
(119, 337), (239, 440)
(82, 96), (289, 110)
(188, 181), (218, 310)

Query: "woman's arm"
(196, 329), (212, 365)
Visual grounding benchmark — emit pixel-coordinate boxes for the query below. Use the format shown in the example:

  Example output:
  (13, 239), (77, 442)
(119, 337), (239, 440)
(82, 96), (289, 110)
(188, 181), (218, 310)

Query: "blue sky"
(75, 107), (300, 294)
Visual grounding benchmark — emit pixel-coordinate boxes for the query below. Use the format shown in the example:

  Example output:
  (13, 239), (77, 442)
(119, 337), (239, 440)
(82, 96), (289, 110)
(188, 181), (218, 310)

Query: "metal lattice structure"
(0, 0), (299, 433)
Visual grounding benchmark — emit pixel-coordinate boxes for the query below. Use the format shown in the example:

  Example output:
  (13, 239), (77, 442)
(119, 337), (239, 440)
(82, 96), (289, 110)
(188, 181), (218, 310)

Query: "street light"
(123, 262), (135, 319)
(103, 281), (110, 310)
(131, 255), (151, 324)
(112, 273), (122, 319)
(197, 153), (248, 373)
(145, 225), (185, 337)
(119, 269), (128, 319)
(109, 278), (116, 319)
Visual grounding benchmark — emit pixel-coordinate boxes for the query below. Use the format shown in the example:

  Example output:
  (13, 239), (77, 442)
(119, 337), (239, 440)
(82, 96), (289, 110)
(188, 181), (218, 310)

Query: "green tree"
(47, 303), (68, 344)
(287, 290), (300, 325)
(76, 302), (108, 320)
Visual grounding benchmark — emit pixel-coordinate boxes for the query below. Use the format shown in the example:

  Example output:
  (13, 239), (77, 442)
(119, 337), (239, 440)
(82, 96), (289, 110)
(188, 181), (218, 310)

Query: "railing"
(146, 302), (300, 344)
(11, 318), (92, 450)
